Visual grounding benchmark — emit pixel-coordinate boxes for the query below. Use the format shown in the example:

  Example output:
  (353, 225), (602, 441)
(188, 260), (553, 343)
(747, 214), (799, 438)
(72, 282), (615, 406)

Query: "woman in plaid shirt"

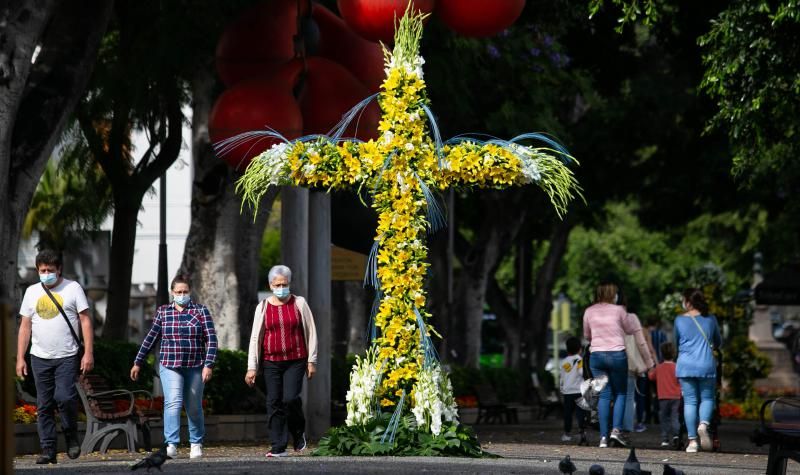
(130, 275), (218, 460)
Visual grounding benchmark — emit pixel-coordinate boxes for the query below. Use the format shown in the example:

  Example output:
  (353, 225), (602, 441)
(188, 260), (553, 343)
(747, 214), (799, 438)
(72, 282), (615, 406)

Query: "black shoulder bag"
(42, 283), (85, 374)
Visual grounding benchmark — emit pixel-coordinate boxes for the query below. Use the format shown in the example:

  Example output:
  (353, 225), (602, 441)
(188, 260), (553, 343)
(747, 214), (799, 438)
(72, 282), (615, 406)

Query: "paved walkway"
(13, 418), (794, 474)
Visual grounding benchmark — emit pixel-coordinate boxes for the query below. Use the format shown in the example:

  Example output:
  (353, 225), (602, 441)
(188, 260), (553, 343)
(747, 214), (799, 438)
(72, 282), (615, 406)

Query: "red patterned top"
(262, 296), (308, 362)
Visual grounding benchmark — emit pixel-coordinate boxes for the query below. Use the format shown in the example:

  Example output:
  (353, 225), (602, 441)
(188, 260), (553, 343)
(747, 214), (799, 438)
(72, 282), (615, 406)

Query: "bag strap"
(41, 282), (82, 347)
(689, 315), (712, 348)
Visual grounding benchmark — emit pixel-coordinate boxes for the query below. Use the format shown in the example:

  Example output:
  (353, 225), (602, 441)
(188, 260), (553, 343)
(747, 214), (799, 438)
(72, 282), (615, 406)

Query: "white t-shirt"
(19, 279), (89, 359)
(560, 354), (585, 395)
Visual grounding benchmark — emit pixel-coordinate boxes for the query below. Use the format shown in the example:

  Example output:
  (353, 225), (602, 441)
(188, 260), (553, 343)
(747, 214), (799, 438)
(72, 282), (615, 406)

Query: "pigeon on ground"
(131, 448), (172, 472)
(663, 464), (686, 475)
(622, 447), (652, 475)
(589, 464), (605, 475)
(558, 454), (577, 474)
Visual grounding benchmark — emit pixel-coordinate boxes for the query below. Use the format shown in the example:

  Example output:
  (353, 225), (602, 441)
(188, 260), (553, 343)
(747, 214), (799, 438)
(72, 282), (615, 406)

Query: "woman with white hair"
(244, 265), (318, 458)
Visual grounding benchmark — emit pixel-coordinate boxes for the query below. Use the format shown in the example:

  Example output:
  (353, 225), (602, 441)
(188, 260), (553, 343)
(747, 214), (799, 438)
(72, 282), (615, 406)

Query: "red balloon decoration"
(313, 3), (385, 93)
(437, 0), (525, 37)
(208, 79), (303, 170)
(279, 58), (379, 140)
(337, 0), (436, 44)
(215, 0), (308, 87)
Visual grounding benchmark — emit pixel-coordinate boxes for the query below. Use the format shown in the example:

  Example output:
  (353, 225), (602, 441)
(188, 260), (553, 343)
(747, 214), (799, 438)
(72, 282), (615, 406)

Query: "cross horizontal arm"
(433, 140), (582, 217)
(235, 138), (385, 214)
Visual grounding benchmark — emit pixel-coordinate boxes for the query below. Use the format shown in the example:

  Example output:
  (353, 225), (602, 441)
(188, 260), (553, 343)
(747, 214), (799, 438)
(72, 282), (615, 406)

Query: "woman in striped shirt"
(245, 265), (318, 458)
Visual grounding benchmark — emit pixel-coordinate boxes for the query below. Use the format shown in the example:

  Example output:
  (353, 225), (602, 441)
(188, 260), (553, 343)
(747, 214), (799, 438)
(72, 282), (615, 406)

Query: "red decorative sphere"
(437, 0), (525, 37)
(337, 0), (436, 44)
(279, 58), (379, 140)
(208, 79), (303, 170)
(313, 3), (385, 93)
(215, 0), (308, 87)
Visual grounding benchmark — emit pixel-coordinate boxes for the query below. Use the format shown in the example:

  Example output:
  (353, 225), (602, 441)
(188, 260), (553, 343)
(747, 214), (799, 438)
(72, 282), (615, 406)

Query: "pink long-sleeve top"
(583, 303), (655, 367)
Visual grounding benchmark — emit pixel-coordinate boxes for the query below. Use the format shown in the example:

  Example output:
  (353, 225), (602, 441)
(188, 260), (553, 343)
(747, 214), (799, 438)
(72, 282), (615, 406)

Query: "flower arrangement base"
(314, 414), (492, 458)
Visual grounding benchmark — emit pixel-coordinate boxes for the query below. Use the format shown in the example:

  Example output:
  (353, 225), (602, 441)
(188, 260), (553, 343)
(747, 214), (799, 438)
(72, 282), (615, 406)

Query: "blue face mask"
(39, 273), (58, 286)
(273, 287), (290, 299)
(174, 294), (191, 306)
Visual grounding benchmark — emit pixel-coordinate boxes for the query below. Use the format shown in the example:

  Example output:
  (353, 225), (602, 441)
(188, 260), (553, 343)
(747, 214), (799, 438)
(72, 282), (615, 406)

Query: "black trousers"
(563, 393), (588, 434)
(31, 355), (79, 450)
(263, 359), (306, 452)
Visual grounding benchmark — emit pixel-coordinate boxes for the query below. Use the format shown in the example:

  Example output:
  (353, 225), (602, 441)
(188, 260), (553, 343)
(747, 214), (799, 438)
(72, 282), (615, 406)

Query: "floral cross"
(229, 11), (580, 436)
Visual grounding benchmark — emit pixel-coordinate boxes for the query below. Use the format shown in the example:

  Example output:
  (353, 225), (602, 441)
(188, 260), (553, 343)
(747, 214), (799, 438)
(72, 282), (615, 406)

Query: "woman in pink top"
(583, 282), (654, 448)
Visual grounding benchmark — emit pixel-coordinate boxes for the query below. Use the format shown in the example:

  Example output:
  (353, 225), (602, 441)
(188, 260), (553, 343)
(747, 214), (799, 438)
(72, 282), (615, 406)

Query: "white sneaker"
(599, 436), (608, 448)
(561, 433), (573, 442)
(686, 439), (699, 453)
(697, 423), (712, 451)
(266, 451), (288, 458)
(166, 444), (177, 457)
(190, 443), (203, 459)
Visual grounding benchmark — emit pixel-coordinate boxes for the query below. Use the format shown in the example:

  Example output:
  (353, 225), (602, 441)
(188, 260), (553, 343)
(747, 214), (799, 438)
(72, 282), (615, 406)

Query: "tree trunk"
(178, 66), (277, 350)
(0, 0), (112, 302)
(449, 192), (527, 368)
(103, 193), (145, 339)
(526, 217), (574, 368)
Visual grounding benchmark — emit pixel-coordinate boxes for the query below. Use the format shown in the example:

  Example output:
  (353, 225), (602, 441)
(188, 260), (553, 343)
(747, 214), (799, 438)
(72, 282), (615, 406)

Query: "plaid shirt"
(134, 301), (218, 369)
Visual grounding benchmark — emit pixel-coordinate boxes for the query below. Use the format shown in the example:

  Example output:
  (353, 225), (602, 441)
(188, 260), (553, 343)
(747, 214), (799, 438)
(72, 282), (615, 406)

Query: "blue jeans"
(679, 377), (715, 439)
(589, 350), (628, 437)
(159, 365), (205, 445)
(622, 374), (648, 431)
(31, 355), (79, 450)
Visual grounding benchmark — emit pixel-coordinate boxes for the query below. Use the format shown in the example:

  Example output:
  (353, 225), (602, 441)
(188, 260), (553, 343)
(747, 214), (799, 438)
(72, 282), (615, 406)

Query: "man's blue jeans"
(679, 376), (715, 439)
(589, 350), (628, 437)
(31, 355), (79, 450)
(159, 365), (205, 445)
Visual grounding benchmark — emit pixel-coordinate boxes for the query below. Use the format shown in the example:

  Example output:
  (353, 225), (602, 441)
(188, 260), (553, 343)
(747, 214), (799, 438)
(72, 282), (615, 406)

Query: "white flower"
(411, 364), (460, 436)
(345, 348), (381, 427)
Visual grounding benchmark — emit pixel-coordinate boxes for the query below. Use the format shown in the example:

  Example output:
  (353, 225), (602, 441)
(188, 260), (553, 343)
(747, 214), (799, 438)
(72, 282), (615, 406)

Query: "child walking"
(648, 342), (681, 449)
(560, 336), (588, 444)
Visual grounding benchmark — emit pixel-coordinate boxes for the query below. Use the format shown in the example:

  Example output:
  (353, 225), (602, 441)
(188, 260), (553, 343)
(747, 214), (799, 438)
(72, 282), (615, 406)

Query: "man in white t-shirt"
(16, 249), (95, 464)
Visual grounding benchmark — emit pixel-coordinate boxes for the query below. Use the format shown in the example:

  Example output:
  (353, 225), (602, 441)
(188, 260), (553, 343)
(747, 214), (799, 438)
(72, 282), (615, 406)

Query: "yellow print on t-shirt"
(36, 293), (64, 320)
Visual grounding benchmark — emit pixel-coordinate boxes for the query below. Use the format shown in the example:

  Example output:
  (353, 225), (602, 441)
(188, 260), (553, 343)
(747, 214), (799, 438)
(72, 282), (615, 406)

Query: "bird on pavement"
(131, 448), (172, 472)
(589, 464), (605, 475)
(663, 464), (686, 475)
(558, 454), (577, 474)
(622, 447), (652, 475)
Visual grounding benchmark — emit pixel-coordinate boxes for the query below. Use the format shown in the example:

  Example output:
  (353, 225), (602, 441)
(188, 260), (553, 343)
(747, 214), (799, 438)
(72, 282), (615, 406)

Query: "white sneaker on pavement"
(561, 433), (573, 442)
(686, 439), (699, 453)
(697, 422), (712, 451)
(190, 443), (203, 459)
(166, 444), (177, 457)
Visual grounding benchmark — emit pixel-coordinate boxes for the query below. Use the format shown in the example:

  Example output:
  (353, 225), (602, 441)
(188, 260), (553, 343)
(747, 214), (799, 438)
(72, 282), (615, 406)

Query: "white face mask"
(614, 293), (619, 304)
(681, 301), (688, 311)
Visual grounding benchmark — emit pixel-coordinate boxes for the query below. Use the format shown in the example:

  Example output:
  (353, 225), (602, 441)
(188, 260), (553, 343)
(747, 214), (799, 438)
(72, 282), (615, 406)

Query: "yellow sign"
(331, 245), (367, 281)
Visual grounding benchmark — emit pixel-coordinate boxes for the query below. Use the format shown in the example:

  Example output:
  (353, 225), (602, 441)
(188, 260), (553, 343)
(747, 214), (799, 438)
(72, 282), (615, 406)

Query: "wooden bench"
(531, 372), (562, 420)
(752, 397), (800, 474)
(76, 374), (161, 455)
(474, 383), (517, 424)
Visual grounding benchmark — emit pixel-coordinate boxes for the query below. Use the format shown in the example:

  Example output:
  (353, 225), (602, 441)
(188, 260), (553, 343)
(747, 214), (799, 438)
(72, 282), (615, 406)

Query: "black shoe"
(578, 431), (588, 446)
(65, 430), (81, 459)
(36, 449), (57, 465)
(293, 432), (307, 452)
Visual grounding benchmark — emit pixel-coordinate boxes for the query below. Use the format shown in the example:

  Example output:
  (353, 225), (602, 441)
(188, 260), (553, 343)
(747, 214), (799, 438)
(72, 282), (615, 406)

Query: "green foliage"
(315, 413), (489, 457)
(699, 1), (800, 188)
(93, 339), (157, 392)
(23, 127), (113, 252)
(203, 349), (254, 414)
(722, 336), (773, 400)
(588, 0), (666, 32)
(560, 202), (767, 316)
